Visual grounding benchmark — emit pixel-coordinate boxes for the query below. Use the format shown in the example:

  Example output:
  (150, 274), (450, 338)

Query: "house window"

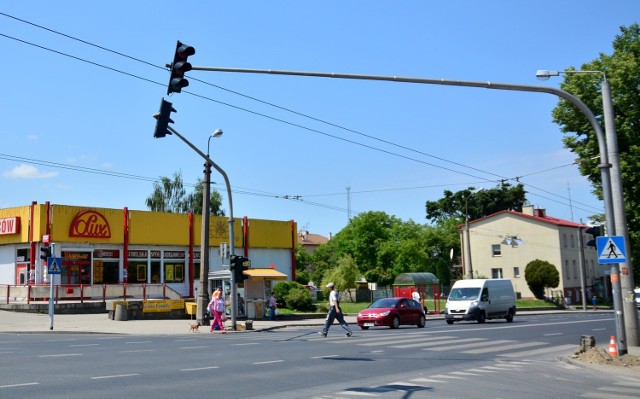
(563, 234), (568, 248)
(491, 268), (503, 278)
(513, 267), (520, 278)
(492, 244), (502, 256)
(573, 260), (578, 279)
(570, 234), (575, 248)
(565, 260), (570, 280)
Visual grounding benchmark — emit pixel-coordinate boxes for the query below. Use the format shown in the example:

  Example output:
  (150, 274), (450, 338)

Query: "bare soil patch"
(572, 347), (640, 369)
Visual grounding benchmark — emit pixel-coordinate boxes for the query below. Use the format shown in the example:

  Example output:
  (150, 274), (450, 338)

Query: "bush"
(273, 281), (314, 311)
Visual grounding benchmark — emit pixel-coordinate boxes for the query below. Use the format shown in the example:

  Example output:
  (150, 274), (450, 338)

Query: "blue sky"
(1, 2), (637, 237)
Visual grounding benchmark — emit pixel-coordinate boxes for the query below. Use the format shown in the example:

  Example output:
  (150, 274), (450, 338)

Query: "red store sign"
(69, 210), (111, 238)
(0, 217), (20, 235)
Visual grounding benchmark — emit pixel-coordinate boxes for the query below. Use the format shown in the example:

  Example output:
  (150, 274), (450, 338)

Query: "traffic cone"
(608, 336), (618, 357)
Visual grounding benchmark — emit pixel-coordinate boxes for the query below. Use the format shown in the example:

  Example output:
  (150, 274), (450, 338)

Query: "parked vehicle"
(444, 279), (516, 324)
(635, 288), (640, 308)
(357, 297), (426, 329)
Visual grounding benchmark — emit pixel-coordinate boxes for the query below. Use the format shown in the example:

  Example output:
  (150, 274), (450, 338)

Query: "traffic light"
(231, 255), (251, 282)
(40, 246), (52, 261)
(585, 225), (604, 247)
(153, 98), (176, 138)
(167, 41), (195, 95)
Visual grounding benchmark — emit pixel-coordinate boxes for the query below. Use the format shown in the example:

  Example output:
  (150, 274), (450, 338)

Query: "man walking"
(319, 282), (352, 337)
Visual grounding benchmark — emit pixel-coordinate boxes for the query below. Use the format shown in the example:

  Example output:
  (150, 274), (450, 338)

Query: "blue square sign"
(596, 236), (626, 264)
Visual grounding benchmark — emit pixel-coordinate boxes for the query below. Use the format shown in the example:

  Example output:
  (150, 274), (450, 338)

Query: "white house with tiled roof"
(459, 205), (607, 303)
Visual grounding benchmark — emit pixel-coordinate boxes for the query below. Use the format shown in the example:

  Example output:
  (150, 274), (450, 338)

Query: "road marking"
(543, 333), (562, 336)
(38, 353), (82, 358)
(463, 341), (545, 354)
(357, 336), (445, 346)
(0, 382), (39, 388)
(311, 354), (340, 359)
(125, 341), (152, 344)
(411, 377), (447, 383)
(119, 349), (156, 353)
(448, 371), (481, 376)
(426, 339), (506, 351)
(253, 360), (284, 365)
(465, 368), (498, 373)
(232, 342), (260, 346)
(337, 390), (378, 396)
(180, 366), (220, 371)
(393, 337), (475, 349)
(70, 344), (100, 347)
(91, 374), (139, 380)
(499, 344), (576, 358)
(178, 346), (209, 350)
(429, 374), (465, 380)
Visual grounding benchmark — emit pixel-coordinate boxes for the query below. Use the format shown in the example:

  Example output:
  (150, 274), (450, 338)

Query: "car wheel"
(417, 314), (426, 328)
(478, 311), (486, 324)
(506, 310), (514, 323)
(446, 320), (454, 325)
(360, 326), (369, 330)
(390, 316), (400, 329)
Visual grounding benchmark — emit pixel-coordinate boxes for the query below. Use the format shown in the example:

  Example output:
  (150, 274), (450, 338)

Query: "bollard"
(114, 304), (128, 321)
(580, 335), (595, 351)
(245, 320), (253, 330)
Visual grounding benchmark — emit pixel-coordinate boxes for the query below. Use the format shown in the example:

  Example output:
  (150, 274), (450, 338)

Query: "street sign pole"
(49, 243), (56, 330)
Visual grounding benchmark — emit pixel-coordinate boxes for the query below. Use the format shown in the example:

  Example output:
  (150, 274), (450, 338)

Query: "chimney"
(328, 232), (333, 240)
(522, 205), (535, 216)
(535, 209), (547, 218)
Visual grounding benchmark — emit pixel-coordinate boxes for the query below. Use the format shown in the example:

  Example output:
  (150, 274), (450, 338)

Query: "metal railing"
(2, 283), (184, 305)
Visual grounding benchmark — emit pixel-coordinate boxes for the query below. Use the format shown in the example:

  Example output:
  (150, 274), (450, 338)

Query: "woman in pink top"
(208, 287), (226, 333)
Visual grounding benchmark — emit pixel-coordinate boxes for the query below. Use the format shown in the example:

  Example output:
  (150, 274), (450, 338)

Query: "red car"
(357, 297), (426, 329)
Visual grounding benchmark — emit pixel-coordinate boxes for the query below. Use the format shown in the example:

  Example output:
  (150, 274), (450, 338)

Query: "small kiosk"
(208, 268), (288, 319)
(393, 272), (441, 313)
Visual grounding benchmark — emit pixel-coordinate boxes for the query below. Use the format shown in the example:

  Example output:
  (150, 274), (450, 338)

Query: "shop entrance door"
(61, 251), (92, 285)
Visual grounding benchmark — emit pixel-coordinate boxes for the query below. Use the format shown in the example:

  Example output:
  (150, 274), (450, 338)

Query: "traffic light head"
(585, 225), (604, 247)
(40, 246), (52, 261)
(231, 255), (251, 282)
(167, 41), (196, 95)
(153, 98), (176, 138)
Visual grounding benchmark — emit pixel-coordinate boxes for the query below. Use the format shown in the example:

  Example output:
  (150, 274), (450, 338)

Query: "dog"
(188, 322), (201, 332)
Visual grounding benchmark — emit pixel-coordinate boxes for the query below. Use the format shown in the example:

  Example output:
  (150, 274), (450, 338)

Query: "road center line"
(38, 353), (83, 358)
(180, 366), (220, 371)
(311, 354), (339, 359)
(0, 382), (39, 388)
(253, 360), (284, 365)
(91, 374), (139, 380)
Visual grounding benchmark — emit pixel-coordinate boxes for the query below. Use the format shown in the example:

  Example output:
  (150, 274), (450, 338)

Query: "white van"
(444, 279), (516, 324)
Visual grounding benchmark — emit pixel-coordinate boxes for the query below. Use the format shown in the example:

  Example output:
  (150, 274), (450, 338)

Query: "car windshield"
(448, 287), (481, 301)
(368, 299), (398, 309)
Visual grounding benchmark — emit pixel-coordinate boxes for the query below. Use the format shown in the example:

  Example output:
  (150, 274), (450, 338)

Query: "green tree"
(425, 183), (527, 224)
(321, 255), (359, 301)
(524, 259), (560, 299)
(145, 170), (224, 215)
(551, 24), (640, 283)
(294, 245), (313, 285)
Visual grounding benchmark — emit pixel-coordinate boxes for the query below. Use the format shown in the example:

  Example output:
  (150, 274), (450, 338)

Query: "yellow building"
(0, 202), (297, 298)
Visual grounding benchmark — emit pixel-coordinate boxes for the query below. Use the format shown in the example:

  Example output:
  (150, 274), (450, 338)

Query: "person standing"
(592, 295), (598, 311)
(319, 282), (352, 337)
(268, 292), (277, 321)
(412, 288), (421, 303)
(208, 287), (226, 333)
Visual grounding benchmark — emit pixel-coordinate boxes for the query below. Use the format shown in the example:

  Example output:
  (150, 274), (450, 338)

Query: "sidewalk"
(0, 309), (344, 335)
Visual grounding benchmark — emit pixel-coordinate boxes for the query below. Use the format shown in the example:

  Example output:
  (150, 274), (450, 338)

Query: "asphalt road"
(1, 313), (639, 398)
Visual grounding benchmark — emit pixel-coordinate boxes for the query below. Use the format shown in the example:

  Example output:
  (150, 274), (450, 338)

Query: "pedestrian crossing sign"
(596, 236), (627, 264)
(47, 257), (62, 274)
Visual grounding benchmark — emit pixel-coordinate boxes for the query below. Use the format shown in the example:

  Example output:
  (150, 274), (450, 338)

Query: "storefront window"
(93, 249), (120, 284)
(164, 251), (185, 283)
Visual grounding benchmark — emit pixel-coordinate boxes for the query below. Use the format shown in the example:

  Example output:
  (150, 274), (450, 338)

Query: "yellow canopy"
(243, 268), (288, 281)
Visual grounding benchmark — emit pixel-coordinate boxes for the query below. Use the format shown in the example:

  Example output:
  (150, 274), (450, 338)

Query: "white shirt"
(412, 291), (420, 302)
(329, 290), (338, 307)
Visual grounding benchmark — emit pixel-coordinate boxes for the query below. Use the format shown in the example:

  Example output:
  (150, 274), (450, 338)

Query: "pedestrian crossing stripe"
(596, 236), (627, 264)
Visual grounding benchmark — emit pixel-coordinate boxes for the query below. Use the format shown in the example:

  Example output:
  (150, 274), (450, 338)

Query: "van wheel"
(477, 312), (486, 324)
(506, 310), (514, 323)
(390, 316), (400, 329)
(417, 315), (426, 328)
(446, 320), (454, 325)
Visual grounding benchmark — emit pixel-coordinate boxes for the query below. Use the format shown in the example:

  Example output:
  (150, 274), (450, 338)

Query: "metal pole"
(197, 162), (211, 326)
(48, 242), (55, 330)
(464, 195), (473, 279)
(577, 227), (587, 311)
(195, 65), (625, 342)
(602, 80), (639, 347)
(166, 125), (237, 330)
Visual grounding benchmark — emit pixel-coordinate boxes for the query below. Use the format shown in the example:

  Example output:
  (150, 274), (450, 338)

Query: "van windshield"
(448, 287), (481, 301)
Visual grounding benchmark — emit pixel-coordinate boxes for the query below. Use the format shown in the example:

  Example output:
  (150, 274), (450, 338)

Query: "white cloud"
(3, 164), (58, 179)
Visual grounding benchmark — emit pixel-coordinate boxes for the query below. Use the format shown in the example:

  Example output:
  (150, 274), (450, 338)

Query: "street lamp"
(464, 188), (482, 279)
(198, 128), (223, 326)
(537, 69), (638, 349)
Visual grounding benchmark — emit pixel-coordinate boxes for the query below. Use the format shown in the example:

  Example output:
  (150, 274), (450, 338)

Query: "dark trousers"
(322, 306), (352, 335)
